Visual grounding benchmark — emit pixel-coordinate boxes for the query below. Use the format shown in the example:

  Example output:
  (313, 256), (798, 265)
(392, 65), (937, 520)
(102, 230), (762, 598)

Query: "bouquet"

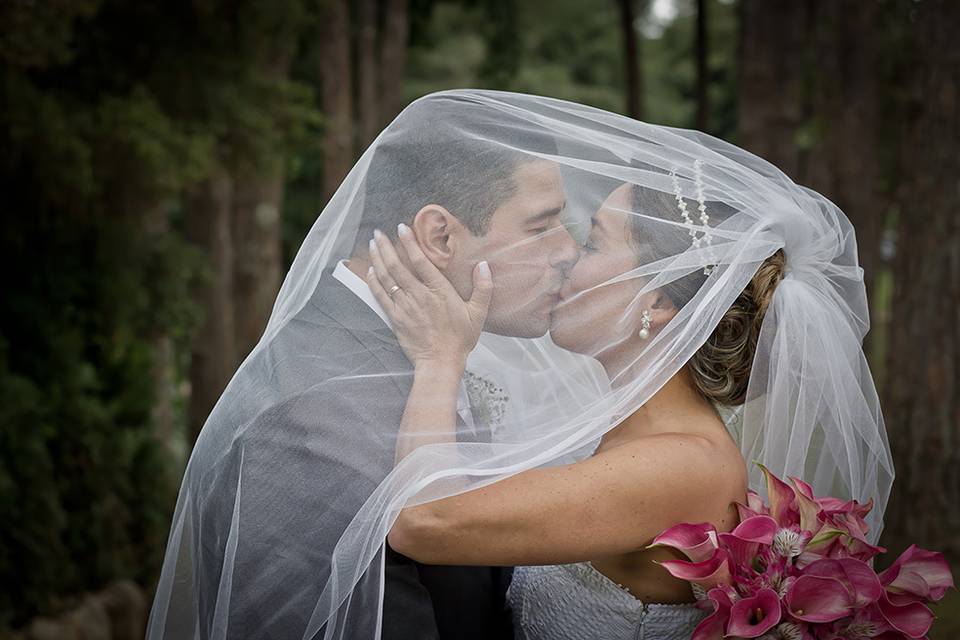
(649, 464), (955, 639)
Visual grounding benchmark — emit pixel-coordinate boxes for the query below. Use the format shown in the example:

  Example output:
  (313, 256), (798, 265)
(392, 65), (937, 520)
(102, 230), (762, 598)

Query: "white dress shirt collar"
(332, 259), (393, 331)
(332, 260), (475, 428)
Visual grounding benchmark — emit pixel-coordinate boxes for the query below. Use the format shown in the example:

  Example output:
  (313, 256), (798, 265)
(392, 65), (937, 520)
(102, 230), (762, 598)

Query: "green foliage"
(405, 0), (625, 113)
(0, 0), (318, 628)
(0, 0), (100, 70)
(0, 89), (200, 624)
(642, 0), (738, 137)
(404, 0), (738, 132)
(0, 0), (741, 629)
(0, 209), (196, 626)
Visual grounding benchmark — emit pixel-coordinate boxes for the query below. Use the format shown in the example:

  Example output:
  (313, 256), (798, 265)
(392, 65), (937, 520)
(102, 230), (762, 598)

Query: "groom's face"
(457, 159), (579, 338)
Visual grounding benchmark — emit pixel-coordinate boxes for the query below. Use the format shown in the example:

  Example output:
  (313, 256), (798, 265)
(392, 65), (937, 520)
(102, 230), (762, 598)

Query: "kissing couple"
(147, 90), (894, 640)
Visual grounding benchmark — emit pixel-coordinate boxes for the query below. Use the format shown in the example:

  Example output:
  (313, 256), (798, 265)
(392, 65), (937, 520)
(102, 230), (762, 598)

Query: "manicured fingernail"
(369, 238), (376, 252)
(368, 266), (374, 276)
(478, 261), (490, 278)
(397, 223), (410, 236)
(373, 228), (383, 240)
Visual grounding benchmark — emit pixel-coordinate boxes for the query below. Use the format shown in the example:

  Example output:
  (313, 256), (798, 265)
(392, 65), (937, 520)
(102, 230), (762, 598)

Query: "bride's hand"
(367, 223), (493, 371)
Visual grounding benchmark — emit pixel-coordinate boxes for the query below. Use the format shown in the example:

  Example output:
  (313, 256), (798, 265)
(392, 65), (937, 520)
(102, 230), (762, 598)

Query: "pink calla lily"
(788, 476), (815, 500)
(788, 477), (822, 531)
(819, 496), (873, 521)
(816, 495), (852, 512)
(730, 515), (779, 544)
(647, 522), (718, 562)
(801, 526), (845, 559)
(852, 497), (874, 521)
(877, 591), (934, 638)
(734, 501), (762, 522)
(656, 547), (733, 590)
(651, 464), (954, 639)
(827, 511), (880, 550)
(716, 531), (759, 569)
(811, 513), (883, 562)
(871, 632), (916, 640)
(691, 587), (734, 640)
(746, 489), (767, 513)
(845, 536), (887, 562)
(757, 463), (799, 527)
(879, 544), (955, 604)
(803, 557), (884, 607)
(784, 575), (853, 623)
(727, 587), (782, 638)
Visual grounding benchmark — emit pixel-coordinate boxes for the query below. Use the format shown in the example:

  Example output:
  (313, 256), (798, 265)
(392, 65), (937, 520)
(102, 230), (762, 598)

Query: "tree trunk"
(736, 0), (809, 177)
(184, 168), (236, 445)
(144, 203), (179, 458)
(618, 0), (642, 119)
(880, 0), (960, 564)
(231, 162), (285, 363)
(738, 1), (885, 360)
(356, 0), (380, 150)
(695, 0), (708, 131)
(231, 35), (297, 363)
(379, 0), (408, 127)
(801, 1), (885, 356)
(321, 0), (355, 202)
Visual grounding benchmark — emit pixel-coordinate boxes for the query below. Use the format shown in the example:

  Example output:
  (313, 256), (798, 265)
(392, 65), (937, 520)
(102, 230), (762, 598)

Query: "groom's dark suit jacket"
(197, 272), (512, 640)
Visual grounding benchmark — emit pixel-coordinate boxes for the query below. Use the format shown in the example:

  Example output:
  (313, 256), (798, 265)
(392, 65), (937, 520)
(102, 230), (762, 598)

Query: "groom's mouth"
(543, 289), (562, 309)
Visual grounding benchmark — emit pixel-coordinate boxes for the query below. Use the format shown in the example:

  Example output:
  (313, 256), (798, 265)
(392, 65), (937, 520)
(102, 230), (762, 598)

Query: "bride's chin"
(548, 318), (586, 355)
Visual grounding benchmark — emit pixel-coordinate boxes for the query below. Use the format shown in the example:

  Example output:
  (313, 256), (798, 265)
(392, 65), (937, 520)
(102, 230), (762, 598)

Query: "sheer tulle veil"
(146, 89), (894, 640)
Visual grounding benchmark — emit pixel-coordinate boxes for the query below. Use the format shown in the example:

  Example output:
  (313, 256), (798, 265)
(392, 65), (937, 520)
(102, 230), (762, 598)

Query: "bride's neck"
(630, 368), (705, 422)
(600, 364), (715, 444)
(596, 337), (656, 391)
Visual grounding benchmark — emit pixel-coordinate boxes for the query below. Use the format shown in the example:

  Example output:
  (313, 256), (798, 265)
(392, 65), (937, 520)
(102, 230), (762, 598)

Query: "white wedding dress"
(507, 562), (706, 640)
(506, 404), (742, 640)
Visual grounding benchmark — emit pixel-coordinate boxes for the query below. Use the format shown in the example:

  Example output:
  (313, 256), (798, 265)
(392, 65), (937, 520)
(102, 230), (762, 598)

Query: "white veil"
(146, 89), (894, 640)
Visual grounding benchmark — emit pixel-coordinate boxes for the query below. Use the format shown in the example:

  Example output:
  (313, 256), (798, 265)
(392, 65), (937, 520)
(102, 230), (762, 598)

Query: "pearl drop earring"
(638, 310), (652, 339)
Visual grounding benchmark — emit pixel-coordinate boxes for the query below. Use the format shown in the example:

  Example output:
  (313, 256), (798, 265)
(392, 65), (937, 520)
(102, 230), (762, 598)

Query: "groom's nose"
(549, 223), (580, 271)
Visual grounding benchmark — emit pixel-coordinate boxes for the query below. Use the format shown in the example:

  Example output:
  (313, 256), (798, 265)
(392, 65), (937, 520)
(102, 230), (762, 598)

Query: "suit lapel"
(306, 271), (414, 397)
(306, 271), (481, 441)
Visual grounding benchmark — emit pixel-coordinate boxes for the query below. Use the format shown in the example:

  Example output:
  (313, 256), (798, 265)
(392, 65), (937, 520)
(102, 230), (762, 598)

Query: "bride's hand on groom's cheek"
(366, 224), (493, 371)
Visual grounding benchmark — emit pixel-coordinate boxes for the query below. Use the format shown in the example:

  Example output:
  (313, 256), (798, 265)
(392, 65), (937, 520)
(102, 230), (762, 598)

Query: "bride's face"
(550, 184), (646, 358)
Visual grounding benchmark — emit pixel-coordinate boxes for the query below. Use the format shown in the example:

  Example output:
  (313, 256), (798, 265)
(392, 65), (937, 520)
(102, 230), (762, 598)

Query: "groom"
(201, 92), (578, 640)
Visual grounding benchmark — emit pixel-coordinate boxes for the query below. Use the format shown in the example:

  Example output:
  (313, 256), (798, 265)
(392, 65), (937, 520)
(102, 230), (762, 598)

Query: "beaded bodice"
(507, 562), (706, 640)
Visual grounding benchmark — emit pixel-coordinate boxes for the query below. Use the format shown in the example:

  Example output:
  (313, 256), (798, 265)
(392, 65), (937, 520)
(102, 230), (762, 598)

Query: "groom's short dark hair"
(353, 91), (558, 248)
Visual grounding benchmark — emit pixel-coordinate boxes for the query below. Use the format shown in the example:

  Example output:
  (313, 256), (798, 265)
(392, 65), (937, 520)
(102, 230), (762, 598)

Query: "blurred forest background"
(1, 0), (957, 637)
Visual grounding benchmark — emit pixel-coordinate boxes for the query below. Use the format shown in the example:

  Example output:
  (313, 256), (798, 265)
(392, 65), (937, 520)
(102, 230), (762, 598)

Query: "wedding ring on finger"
(387, 284), (402, 298)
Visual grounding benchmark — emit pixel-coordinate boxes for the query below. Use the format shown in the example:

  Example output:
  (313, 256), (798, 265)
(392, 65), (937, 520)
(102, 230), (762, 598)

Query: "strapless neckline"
(576, 561), (698, 608)
(508, 562), (707, 639)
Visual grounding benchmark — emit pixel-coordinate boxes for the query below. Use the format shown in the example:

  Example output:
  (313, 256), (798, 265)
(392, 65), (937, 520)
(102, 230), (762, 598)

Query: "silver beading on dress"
(506, 403), (740, 640)
(507, 562), (706, 640)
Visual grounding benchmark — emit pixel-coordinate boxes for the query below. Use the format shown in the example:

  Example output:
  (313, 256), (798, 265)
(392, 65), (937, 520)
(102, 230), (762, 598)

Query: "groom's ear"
(410, 204), (465, 270)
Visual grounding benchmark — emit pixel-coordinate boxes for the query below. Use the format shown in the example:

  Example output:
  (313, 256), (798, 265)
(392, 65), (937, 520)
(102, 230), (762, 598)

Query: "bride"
(146, 89), (893, 640)
(363, 113), (891, 638)
(367, 180), (777, 638)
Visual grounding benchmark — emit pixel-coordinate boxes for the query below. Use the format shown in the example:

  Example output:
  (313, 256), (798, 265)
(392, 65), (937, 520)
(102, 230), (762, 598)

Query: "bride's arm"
(388, 433), (745, 566)
(366, 226), (491, 464)
(393, 360), (462, 463)
(370, 229), (743, 567)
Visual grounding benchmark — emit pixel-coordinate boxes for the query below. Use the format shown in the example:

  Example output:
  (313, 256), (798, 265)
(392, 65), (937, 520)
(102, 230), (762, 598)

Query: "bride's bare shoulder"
(608, 417), (748, 501)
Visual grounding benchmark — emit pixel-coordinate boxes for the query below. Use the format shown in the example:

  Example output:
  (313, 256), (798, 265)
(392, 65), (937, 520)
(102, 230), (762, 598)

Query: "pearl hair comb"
(670, 159), (717, 276)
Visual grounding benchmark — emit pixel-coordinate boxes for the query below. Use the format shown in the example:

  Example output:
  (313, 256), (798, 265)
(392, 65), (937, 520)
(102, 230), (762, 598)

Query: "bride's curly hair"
(627, 183), (786, 406)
